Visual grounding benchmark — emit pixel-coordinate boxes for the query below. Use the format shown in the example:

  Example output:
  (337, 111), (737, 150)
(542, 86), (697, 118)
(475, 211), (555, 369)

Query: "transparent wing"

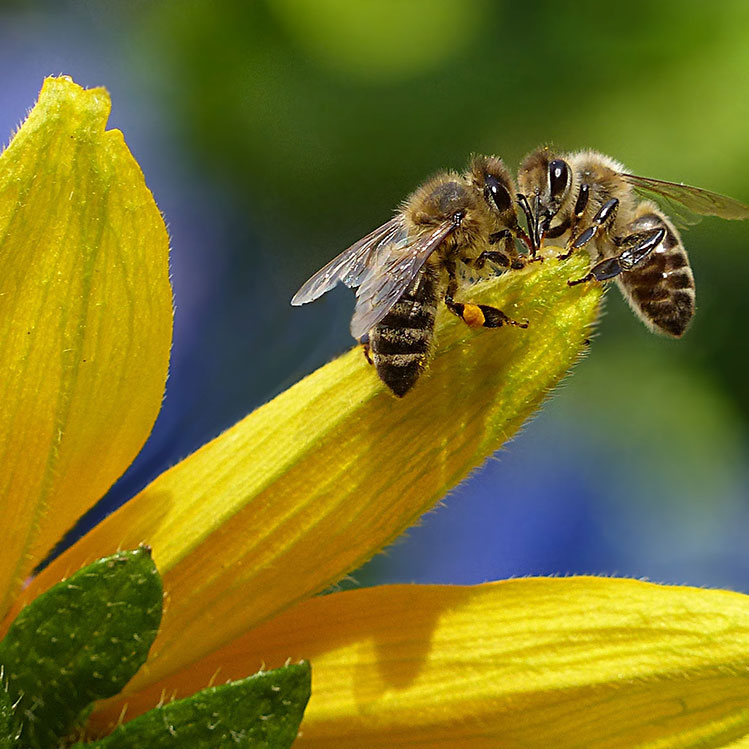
(622, 173), (749, 220)
(655, 198), (703, 230)
(290, 216), (406, 306)
(349, 220), (456, 339)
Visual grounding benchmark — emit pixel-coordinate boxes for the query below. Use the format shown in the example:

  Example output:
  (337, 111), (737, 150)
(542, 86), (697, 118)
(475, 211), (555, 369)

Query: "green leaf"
(0, 547), (162, 748)
(0, 681), (16, 748)
(79, 662), (311, 749)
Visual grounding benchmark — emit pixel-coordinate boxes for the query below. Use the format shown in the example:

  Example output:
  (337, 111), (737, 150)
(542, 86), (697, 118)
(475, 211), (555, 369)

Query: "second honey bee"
(291, 155), (531, 397)
(517, 147), (749, 336)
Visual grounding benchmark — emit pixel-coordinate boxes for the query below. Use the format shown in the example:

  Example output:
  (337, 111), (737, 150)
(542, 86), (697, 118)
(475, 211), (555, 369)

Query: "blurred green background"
(3, 0), (748, 590)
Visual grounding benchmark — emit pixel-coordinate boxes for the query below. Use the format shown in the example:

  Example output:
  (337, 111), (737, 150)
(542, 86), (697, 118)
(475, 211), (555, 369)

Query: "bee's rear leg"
(475, 304), (529, 329)
(445, 295), (529, 329)
(445, 266), (528, 329)
(568, 227), (666, 286)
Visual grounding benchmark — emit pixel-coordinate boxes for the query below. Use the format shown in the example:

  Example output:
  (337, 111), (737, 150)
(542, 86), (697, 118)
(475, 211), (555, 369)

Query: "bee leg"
(475, 249), (510, 268)
(475, 305), (529, 328)
(488, 229), (513, 246)
(476, 250), (528, 272)
(446, 295), (528, 328)
(559, 183), (592, 260)
(445, 282), (528, 330)
(568, 197), (619, 253)
(445, 272), (482, 327)
(476, 231), (528, 270)
(360, 334), (373, 365)
(568, 227), (666, 286)
(445, 262), (528, 329)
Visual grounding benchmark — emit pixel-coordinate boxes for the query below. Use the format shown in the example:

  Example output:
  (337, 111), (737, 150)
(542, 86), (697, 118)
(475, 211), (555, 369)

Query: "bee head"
(467, 154), (532, 250)
(518, 147), (571, 252)
(468, 155), (514, 215)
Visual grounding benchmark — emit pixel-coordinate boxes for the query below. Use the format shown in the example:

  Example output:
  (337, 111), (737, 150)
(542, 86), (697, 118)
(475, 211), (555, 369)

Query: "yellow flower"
(2, 76), (748, 747)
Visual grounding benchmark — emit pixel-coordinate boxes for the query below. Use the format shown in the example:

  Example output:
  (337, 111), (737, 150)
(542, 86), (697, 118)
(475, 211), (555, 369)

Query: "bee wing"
(349, 219), (456, 339)
(622, 173), (749, 220)
(291, 217), (407, 306)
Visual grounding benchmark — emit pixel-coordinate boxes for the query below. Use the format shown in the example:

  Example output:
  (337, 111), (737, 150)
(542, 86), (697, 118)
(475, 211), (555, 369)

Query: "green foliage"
(0, 683), (16, 748)
(0, 549), (162, 748)
(141, 0), (749, 438)
(77, 662), (311, 749)
(0, 544), (310, 747)
(124, 9), (749, 575)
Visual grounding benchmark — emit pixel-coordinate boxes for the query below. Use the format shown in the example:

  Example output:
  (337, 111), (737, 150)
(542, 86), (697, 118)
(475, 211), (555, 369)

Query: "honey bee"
(517, 147), (749, 336)
(291, 155), (531, 396)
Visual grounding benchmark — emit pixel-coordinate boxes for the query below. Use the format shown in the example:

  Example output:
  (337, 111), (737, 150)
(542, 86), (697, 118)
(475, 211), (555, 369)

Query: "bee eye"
(484, 174), (512, 212)
(549, 159), (570, 200)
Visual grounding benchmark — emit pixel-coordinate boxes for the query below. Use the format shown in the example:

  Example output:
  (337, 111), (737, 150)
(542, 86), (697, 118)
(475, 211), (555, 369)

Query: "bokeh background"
(3, 1), (748, 591)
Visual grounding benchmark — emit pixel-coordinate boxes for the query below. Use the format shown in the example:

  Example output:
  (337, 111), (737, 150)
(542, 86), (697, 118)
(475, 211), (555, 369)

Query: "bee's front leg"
(567, 197), (619, 254)
(475, 249), (528, 271)
(557, 183), (592, 261)
(467, 230), (530, 272)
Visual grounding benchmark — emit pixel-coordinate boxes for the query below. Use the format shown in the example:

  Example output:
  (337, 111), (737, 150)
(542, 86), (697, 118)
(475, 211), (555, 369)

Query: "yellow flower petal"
(18, 250), (599, 688)
(90, 577), (749, 747)
(0, 77), (172, 613)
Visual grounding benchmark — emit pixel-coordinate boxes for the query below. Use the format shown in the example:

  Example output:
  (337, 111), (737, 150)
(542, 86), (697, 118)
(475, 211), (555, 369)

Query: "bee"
(517, 147), (749, 336)
(291, 155), (531, 397)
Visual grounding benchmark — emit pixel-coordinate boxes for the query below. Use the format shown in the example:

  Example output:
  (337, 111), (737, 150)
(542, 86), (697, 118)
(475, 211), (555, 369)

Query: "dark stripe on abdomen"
(370, 268), (439, 397)
(619, 245), (695, 337)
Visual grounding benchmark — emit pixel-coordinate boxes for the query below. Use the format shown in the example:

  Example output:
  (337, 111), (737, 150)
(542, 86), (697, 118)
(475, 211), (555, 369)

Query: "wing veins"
(290, 217), (406, 305)
(349, 220), (456, 339)
(622, 173), (749, 220)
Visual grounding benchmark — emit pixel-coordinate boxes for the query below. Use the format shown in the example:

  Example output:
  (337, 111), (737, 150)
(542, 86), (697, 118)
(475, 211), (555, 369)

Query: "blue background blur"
(4, 1), (748, 592)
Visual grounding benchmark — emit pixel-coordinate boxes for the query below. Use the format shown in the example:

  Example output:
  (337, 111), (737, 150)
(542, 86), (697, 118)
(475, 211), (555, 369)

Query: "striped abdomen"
(369, 266), (440, 397)
(616, 208), (695, 337)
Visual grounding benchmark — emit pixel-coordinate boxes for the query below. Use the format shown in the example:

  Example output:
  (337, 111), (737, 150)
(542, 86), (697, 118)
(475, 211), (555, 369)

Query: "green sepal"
(0, 547), (162, 748)
(78, 661), (311, 748)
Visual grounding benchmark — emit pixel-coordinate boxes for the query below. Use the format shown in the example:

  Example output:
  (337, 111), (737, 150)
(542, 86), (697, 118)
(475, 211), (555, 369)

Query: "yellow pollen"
(462, 304), (485, 328)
